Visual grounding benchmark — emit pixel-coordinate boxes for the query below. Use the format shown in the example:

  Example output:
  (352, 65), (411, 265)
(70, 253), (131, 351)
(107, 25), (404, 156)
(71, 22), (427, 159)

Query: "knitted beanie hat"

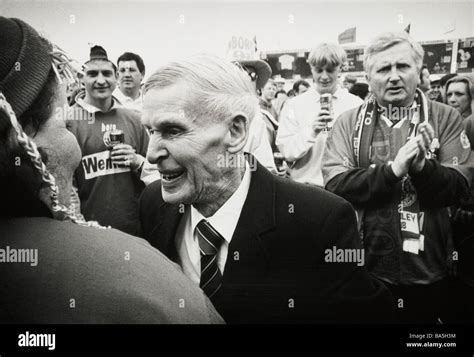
(89, 45), (109, 61)
(0, 16), (52, 118)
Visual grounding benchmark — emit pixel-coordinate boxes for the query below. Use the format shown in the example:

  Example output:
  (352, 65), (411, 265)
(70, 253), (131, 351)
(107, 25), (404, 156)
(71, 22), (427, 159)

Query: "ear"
(225, 113), (249, 154)
(77, 72), (84, 86)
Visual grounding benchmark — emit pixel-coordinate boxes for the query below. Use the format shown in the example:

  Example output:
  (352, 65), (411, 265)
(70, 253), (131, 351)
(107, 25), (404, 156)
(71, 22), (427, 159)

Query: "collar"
(259, 97), (273, 110)
(313, 85), (345, 100)
(190, 161), (252, 244)
(114, 87), (142, 104)
(76, 96), (121, 114)
(378, 99), (418, 128)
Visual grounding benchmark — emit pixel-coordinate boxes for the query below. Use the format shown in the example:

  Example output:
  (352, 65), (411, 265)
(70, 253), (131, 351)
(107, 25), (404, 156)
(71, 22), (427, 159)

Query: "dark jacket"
(0, 216), (223, 324)
(139, 159), (395, 323)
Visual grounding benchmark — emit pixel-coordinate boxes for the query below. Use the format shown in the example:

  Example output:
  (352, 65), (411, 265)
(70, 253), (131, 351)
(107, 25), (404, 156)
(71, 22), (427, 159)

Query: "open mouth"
(161, 170), (185, 183)
(388, 87), (402, 92)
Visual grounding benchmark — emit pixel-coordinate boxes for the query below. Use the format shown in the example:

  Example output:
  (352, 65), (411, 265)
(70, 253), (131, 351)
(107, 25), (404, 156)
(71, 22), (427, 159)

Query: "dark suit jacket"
(139, 159), (394, 323)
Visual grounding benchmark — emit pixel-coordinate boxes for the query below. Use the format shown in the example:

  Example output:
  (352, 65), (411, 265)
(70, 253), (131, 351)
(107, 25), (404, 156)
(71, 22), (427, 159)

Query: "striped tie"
(195, 219), (224, 299)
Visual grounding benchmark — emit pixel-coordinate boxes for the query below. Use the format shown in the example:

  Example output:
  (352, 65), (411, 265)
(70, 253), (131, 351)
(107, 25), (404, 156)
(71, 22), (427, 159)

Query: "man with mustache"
(323, 31), (472, 323)
(67, 46), (149, 235)
(276, 43), (363, 187)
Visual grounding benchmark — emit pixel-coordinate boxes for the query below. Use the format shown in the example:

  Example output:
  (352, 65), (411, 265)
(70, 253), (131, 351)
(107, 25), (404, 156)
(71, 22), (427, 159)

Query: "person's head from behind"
(343, 74), (357, 91)
(117, 52), (145, 93)
(142, 55), (258, 216)
(0, 17), (82, 220)
(79, 46), (117, 105)
(419, 64), (431, 93)
(363, 31), (424, 108)
(292, 79), (310, 95)
(349, 82), (370, 101)
(275, 90), (287, 100)
(308, 43), (347, 95)
(445, 76), (473, 118)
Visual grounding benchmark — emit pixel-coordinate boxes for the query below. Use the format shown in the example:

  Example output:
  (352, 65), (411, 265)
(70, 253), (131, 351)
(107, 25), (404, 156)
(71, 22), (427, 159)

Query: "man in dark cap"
(67, 45), (149, 235)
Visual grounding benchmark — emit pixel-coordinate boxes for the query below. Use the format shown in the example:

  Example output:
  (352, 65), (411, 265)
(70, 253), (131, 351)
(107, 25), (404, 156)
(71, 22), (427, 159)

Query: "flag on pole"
(338, 27), (356, 44)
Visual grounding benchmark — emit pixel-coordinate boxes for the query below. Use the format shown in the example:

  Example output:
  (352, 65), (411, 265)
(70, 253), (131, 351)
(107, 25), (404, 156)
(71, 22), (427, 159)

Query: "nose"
(146, 135), (169, 164)
(320, 71), (329, 80)
(388, 67), (401, 82)
(447, 95), (457, 105)
(96, 73), (106, 85)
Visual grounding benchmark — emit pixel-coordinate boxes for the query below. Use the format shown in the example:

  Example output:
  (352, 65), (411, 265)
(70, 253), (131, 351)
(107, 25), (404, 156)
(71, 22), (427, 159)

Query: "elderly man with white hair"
(139, 54), (394, 324)
(323, 31), (472, 323)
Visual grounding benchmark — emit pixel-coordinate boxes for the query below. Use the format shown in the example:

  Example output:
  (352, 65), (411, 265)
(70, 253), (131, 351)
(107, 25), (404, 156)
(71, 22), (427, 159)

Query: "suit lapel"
(151, 201), (182, 262)
(222, 158), (277, 284)
(150, 156), (277, 282)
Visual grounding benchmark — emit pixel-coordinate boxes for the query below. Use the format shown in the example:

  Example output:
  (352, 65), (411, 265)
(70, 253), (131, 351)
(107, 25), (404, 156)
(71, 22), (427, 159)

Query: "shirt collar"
(259, 97), (272, 110)
(76, 96), (121, 114)
(312, 85), (344, 99)
(114, 88), (142, 104)
(190, 161), (252, 244)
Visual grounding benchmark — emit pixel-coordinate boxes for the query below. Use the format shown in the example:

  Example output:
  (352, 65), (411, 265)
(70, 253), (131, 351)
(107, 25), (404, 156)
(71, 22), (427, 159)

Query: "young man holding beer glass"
(276, 43), (363, 187)
(67, 46), (149, 235)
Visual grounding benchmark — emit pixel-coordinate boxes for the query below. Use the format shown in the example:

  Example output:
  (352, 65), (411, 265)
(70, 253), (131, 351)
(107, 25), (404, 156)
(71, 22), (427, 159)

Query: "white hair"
(144, 54), (259, 125)
(364, 32), (425, 74)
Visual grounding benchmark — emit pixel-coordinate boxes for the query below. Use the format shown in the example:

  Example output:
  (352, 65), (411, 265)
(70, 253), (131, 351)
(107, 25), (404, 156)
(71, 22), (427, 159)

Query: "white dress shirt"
(113, 88), (143, 113)
(276, 86), (362, 186)
(175, 161), (252, 285)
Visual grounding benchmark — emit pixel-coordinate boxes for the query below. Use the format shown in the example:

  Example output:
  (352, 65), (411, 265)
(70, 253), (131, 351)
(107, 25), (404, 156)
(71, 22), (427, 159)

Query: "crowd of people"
(1, 16), (473, 324)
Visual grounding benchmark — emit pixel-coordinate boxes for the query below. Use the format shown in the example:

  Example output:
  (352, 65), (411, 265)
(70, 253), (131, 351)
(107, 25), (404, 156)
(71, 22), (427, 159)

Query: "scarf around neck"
(352, 89), (433, 254)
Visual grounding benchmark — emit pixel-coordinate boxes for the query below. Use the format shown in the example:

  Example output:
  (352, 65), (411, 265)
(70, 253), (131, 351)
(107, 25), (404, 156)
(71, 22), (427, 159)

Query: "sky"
(2, 0), (473, 76)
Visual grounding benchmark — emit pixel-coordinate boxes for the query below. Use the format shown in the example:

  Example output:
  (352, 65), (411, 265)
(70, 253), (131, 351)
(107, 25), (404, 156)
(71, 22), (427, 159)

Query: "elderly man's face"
(367, 42), (419, 108)
(142, 82), (233, 207)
